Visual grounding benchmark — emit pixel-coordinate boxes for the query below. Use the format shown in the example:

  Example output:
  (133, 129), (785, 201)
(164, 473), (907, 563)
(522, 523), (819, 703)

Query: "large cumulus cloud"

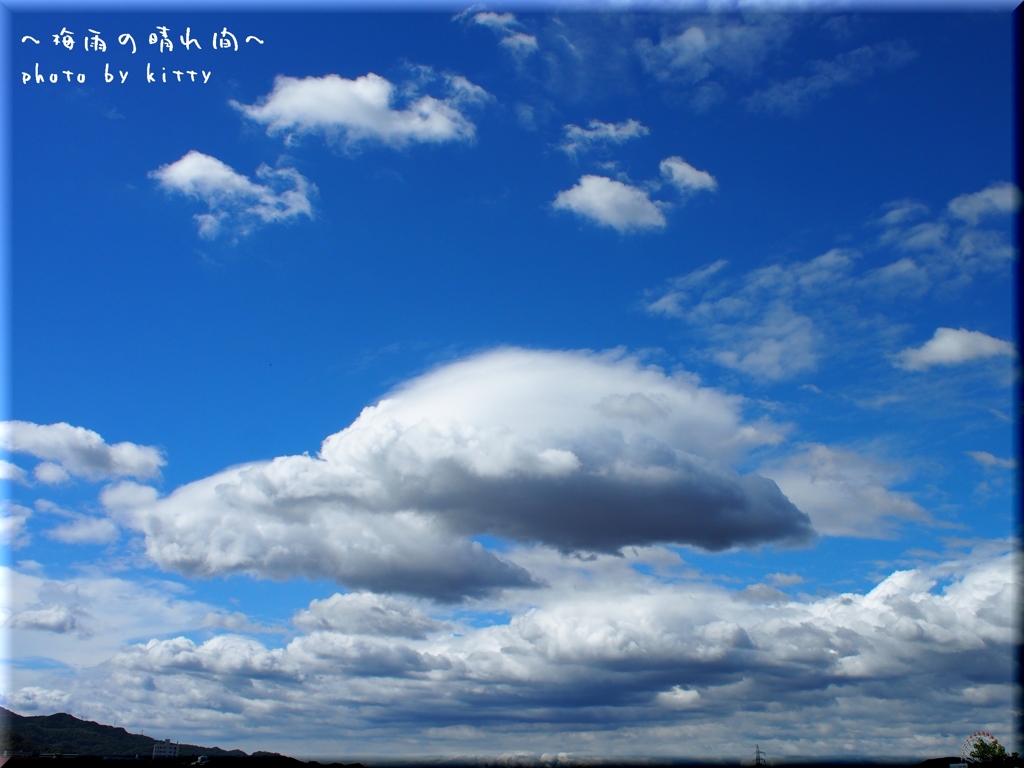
(107, 348), (813, 600)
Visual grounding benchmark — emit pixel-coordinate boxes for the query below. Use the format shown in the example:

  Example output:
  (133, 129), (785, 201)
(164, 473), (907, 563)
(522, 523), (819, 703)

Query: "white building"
(153, 739), (179, 759)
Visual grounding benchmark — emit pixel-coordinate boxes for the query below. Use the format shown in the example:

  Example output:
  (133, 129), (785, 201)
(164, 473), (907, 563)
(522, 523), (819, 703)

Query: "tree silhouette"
(970, 736), (1019, 764)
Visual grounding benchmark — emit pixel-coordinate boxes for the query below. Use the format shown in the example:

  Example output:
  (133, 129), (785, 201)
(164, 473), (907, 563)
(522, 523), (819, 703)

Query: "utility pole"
(755, 745), (766, 766)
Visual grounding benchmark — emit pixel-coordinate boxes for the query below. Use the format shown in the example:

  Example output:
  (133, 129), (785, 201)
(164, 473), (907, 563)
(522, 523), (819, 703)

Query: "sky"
(0, 5), (1020, 763)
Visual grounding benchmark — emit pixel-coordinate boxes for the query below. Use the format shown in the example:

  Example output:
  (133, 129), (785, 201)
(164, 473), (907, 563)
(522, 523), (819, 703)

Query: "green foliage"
(1, 724), (39, 753)
(970, 737), (1018, 764)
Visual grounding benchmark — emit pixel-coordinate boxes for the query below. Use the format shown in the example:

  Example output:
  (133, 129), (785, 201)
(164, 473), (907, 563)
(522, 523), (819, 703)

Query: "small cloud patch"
(553, 175), (666, 233)
(894, 328), (1015, 371)
(559, 119), (649, 157)
(232, 71), (488, 148)
(150, 151), (314, 240)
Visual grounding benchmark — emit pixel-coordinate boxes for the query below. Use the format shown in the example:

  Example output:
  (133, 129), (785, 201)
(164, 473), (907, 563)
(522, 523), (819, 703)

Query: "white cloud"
(232, 72), (485, 148)
(29, 499), (120, 548)
(765, 571), (803, 587)
(0, 421), (165, 482)
(1, 501), (32, 549)
(0, 458), (28, 485)
(967, 451), (1017, 470)
(659, 156), (717, 194)
(466, 10), (517, 33)
(761, 444), (929, 538)
(500, 32), (539, 57)
(461, 11), (538, 60)
(860, 183), (1018, 295)
(103, 348), (808, 600)
(445, 74), (491, 106)
(44, 514), (119, 546)
(735, 582), (790, 602)
(712, 302), (817, 380)
(34, 461), (70, 484)
(644, 203), (1017, 381)
(515, 102), (536, 131)
(747, 40), (916, 115)
(559, 119), (649, 157)
(649, 250), (856, 323)
(896, 221), (949, 251)
(199, 611), (286, 635)
(860, 257), (930, 298)
(105, 481), (534, 602)
(644, 259), (729, 318)
(0, 566), (227, 667)
(637, 16), (793, 87)
(879, 199), (929, 226)
(642, 25), (713, 83)
(894, 328), (1016, 371)
(293, 592), (441, 638)
(7, 604), (81, 634)
(553, 175), (666, 232)
(3, 687), (71, 713)
(100, 480), (160, 510)
(553, 156), (716, 233)
(646, 255), (845, 381)
(947, 183), (1021, 225)
(657, 686), (701, 709)
(150, 151), (314, 240)
(21, 543), (1016, 758)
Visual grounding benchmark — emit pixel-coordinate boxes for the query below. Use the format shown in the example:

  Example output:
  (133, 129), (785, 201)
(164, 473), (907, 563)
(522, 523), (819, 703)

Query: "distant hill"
(0, 709), (985, 768)
(0, 707), (248, 757)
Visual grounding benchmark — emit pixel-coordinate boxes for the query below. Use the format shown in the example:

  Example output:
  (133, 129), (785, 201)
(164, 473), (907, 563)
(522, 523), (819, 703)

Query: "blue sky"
(1, 6), (1019, 762)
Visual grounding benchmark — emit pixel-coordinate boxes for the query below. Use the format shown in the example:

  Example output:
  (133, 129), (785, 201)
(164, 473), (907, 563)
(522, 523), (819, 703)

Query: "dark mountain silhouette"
(0, 707), (247, 757)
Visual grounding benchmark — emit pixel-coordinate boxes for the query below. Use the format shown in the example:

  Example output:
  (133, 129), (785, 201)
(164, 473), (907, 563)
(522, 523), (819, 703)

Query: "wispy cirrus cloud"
(659, 156), (718, 195)
(559, 119), (649, 157)
(967, 451), (1017, 470)
(150, 151), (314, 240)
(36, 499), (120, 546)
(0, 459), (29, 486)
(456, 9), (538, 60)
(872, 183), (1019, 292)
(947, 182), (1021, 225)
(1, 566), (229, 667)
(645, 183), (1018, 380)
(1, 502), (32, 550)
(635, 15), (793, 111)
(746, 40), (916, 115)
(645, 250), (853, 380)
(46, 518), (119, 546)
(637, 15), (793, 86)
(761, 444), (929, 538)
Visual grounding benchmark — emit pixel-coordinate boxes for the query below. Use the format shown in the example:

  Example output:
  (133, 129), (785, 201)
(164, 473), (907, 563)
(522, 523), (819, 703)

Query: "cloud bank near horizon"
(4, 542), (1017, 759)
